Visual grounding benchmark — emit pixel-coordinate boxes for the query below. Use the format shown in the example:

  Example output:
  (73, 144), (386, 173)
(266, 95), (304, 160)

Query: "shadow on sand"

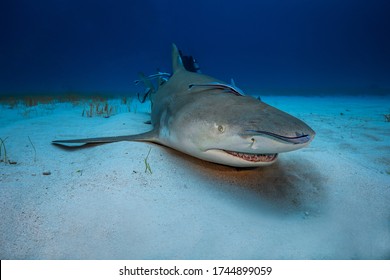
(53, 141), (326, 215)
(166, 147), (327, 215)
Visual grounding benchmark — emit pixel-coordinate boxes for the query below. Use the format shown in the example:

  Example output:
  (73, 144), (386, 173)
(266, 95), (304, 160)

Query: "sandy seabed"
(0, 95), (389, 259)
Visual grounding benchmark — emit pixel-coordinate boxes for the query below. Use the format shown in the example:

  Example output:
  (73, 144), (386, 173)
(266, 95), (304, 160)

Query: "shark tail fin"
(172, 43), (185, 73)
(138, 72), (155, 93)
(52, 130), (159, 148)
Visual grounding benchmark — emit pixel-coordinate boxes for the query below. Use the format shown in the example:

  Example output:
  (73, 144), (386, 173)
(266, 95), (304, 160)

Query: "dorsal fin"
(172, 43), (185, 73)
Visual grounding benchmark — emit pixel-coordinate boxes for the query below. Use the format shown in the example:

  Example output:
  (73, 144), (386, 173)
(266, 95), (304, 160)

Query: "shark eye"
(217, 125), (225, 133)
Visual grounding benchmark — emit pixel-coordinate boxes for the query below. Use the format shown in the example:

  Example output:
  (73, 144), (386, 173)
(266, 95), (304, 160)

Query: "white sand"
(0, 95), (389, 259)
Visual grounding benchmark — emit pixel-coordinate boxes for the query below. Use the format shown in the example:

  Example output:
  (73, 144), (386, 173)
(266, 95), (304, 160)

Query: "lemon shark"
(52, 44), (315, 167)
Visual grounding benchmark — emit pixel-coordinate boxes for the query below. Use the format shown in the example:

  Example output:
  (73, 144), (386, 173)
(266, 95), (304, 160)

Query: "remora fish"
(52, 44), (315, 167)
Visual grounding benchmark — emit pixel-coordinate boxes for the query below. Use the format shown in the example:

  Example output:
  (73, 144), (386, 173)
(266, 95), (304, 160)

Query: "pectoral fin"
(52, 130), (159, 147)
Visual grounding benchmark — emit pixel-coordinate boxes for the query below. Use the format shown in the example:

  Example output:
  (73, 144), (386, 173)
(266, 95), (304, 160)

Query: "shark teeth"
(225, 151), (277, 162)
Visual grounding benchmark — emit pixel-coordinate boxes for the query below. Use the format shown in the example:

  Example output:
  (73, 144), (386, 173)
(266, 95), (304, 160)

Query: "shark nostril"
(249, 137), (256, 148)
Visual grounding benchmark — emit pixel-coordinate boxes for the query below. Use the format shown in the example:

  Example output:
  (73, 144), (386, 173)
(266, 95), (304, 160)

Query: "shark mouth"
(225, 150), (278, 162)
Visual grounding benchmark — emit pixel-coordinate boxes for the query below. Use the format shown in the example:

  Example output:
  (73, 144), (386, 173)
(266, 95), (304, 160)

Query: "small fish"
(134, 72), (171, 85)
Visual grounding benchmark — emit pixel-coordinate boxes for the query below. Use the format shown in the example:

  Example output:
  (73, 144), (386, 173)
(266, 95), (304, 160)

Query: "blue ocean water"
(1, 1), (390, 261)
(0, 0), (389, 96)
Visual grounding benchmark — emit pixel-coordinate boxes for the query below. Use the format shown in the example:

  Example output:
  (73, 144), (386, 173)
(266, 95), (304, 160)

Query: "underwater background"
(1, 0), (389, 96)
(1, 0), (390, 260)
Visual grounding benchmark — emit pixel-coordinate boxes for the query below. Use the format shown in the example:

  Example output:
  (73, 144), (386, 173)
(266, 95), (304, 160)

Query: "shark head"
(146, 44), (315, 167)
(165, 92), (315, 167)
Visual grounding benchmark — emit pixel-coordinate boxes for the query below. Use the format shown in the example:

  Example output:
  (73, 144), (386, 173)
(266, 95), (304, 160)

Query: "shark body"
(52, 44), (315, 167)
